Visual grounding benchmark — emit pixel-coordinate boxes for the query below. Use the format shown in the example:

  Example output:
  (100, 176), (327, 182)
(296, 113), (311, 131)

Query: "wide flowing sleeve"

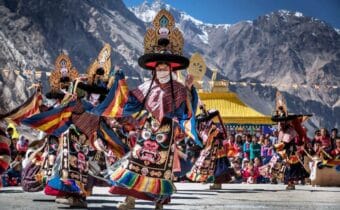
(91, 71), (143, 118)
(177, 87), (202, 147)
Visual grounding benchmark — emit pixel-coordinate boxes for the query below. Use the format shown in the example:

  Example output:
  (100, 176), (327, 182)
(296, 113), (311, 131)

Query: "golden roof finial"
(209, 68), (229, 92)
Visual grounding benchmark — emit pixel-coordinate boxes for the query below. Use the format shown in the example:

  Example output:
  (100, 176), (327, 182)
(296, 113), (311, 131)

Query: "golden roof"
(198, 91), (274, 125)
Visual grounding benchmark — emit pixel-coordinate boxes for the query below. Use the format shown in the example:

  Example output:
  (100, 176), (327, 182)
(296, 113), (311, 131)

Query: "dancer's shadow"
(87, 199), (118, 204)
(175, 191), (217, 196)
(171, 195), (200, 199)
(298, 189), (340, 193)
(89, 194), (120, 198)
(33, 199), (56, 202)
(0, 189), (23, 193)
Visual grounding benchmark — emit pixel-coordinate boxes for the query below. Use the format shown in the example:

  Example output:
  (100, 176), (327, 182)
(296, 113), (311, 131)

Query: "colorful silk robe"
(92, 70), (201, 147)
(186, 120), (230, 183)
(109, 116), (179, 203)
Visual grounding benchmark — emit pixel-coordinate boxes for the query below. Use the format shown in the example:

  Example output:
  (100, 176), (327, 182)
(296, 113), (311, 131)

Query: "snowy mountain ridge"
(0, 0), (339, 131)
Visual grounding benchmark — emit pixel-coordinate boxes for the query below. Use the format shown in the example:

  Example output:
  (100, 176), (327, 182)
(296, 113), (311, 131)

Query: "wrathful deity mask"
(133, 118), (172, 166)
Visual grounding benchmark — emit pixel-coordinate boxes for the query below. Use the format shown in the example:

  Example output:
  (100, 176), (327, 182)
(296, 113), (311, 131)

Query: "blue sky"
(124, 0), (340, 28)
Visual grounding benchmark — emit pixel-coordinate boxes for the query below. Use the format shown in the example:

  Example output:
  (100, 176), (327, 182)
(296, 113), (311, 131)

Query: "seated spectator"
(241, 161), (259, 184)
(253, 157), (264, 183)
(315, 128), (332, 153)
(304, 141), (316, 157)
(313, 141), (322, 158)
(330, 138), (340, 159)
(230, 158), (242, 183)
(330, 128), (338, 150)
(241, 158), (249, 170)
(311, 130), (321, 147)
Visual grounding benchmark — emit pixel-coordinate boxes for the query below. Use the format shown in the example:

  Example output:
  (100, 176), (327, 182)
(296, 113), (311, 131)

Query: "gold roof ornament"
(86, 43), (112, 85)
(49, 52), (79, 91)
(144, 9), (184, 55)
(210, 68), (229, 92)
(210, 81), (229, 92)
(188, 53), (206, 90)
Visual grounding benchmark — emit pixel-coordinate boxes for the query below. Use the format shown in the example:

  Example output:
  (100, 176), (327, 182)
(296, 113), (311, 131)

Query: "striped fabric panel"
(92, 71), (129, 118)
(97, 120), (129, 158)
(110, 166), (175, 196)
(22, 101), (77, 136)
(0, 91), (43, 124)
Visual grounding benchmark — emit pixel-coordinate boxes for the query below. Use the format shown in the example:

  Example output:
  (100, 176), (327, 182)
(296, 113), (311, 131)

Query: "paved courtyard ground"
(0, 183), (339, 210)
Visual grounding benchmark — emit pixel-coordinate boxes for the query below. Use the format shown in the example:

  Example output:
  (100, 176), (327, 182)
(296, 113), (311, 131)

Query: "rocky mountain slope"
(0, 0), (339, 132)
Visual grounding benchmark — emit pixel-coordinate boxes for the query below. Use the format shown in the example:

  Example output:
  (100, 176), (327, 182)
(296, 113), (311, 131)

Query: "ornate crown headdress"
(49, 53), (79, 91)
(275, 91), (288, 117)
(86, 43), (112, 85)
(144, 9), (183, 55)
(138, 9), (188, 71)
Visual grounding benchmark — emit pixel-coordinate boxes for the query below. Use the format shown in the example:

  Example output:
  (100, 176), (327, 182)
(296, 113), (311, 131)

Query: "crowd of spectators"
(224, 127), (339, 184)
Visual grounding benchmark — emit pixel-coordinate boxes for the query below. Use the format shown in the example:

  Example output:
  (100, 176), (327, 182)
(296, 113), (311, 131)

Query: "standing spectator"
(261, 138), (273, 164)
(235, 135), (243, 158)
(3, 123), (21, 187)
(270, 129), (279, 145)
(225, 134), (238, 158)
(243, 135), (251, 159)
(241, 134), (247, 144)
(258, 134), (265, 145)
(250, 136), (261, 161)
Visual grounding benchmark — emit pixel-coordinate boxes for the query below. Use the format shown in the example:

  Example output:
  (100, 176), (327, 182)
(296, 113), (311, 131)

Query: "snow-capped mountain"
(0, 0), (145, 75)
(130, 1), (340, 130)
(0, 0), (147, 114)
(0, 0), (339, 132)
(130, 0), (231, 69)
